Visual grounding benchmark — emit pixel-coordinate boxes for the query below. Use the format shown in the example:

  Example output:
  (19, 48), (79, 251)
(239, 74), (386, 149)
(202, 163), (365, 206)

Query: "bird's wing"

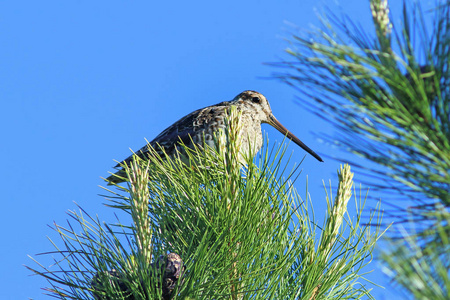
(115, 102), (230, 168)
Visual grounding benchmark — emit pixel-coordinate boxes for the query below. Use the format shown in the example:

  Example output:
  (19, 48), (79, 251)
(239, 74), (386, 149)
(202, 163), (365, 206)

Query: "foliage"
(381, 208), (450, 299)
(273, 0), (450, 233)
(272, 0), (450, 298)
(28, 109), (383, 299)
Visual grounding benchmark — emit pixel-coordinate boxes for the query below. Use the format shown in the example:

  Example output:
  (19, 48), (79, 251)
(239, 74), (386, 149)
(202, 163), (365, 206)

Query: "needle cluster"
(27, 109), (383, 299)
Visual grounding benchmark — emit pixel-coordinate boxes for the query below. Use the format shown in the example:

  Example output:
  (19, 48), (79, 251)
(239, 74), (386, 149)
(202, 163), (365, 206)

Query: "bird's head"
(232, 90), (273, 122)
(232, 90), (324, 162)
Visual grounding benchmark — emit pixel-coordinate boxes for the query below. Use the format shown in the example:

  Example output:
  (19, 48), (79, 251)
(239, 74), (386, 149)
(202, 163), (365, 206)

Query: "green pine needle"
(27, 110), (383, 299)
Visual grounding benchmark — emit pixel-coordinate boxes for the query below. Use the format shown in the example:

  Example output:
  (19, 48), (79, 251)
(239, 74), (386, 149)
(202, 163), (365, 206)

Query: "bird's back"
(115, 100), (234, 168)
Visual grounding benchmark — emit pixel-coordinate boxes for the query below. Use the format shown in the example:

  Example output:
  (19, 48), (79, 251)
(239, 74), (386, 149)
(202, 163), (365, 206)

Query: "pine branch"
(27, 112), (383, 299)
(272, 0), (450, 235)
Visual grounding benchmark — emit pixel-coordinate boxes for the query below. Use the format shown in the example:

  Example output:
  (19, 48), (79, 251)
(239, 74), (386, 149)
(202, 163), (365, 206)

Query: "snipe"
(107, 90), (323, 183)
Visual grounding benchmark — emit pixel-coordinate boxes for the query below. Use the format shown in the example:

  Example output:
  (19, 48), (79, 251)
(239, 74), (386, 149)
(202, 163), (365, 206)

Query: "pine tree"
(28, 109), (383, 299)
(273, 0), (450, 297)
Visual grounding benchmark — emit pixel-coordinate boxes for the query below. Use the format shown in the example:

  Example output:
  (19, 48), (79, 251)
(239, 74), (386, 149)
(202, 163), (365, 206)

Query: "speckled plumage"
(107, 90), (322, 183)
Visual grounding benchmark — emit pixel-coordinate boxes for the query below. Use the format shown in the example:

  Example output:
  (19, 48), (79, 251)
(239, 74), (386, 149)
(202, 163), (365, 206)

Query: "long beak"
(268, 115), (323, 162)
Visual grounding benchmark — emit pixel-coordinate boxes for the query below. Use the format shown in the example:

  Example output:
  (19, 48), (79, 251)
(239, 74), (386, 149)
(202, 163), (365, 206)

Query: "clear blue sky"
(1, 1), (421, 299)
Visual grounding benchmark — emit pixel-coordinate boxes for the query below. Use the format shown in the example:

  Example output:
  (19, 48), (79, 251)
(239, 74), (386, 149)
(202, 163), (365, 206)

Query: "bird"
(107, 90), (323, 184)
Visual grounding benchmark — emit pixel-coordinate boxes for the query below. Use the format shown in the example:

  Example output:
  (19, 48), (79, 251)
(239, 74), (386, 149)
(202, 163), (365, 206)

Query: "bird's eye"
(251, 96), (260, 103)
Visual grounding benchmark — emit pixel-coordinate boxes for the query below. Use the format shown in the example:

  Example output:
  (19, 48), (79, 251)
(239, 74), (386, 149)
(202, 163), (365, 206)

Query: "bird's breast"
(237, 113), (263, 157)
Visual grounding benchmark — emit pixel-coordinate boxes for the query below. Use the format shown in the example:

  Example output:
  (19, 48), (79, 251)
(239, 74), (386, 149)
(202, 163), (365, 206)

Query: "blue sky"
(1, 1), (425, 299)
